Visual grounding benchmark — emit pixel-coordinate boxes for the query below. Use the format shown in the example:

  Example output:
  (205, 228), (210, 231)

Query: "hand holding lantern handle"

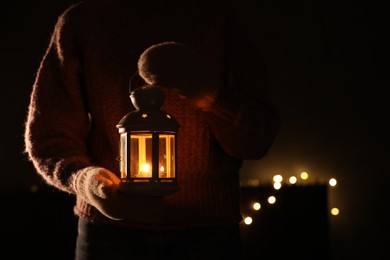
(75, 167), (165, 221)
(137, 41), (218, 111)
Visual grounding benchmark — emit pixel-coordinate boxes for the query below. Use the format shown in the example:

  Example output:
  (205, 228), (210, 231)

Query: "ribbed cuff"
(74, 166), (103, 205)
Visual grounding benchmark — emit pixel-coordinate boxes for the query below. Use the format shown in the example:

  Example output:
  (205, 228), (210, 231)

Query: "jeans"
(75, 218), (242, 260)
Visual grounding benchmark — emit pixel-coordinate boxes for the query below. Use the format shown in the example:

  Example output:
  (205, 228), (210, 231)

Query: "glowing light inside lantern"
(116, 84), (180, 196)
(141, 163), (151, 174)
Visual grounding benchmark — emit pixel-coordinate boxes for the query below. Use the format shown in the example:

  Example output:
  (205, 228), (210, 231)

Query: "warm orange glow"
(141, 163), (151, 174)
(134, 134), (152, 178)
(119, 133), (127, 179)
(246, 179), (260, 186)
(159, 134), (175, 178)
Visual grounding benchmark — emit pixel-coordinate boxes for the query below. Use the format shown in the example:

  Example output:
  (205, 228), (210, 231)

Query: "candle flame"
(141, 163), (150, 174)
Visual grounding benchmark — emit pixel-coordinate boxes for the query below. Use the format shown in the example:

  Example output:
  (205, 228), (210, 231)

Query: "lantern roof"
(116, 109), (179, 132)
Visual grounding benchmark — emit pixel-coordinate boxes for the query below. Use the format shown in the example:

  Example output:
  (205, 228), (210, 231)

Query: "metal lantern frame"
(116, 84), (180, 196)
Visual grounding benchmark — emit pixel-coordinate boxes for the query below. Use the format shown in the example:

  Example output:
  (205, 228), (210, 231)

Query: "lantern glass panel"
(130, 133), (153, 178)
(159, 134), (175, 179)
(119, 133), (128, 179)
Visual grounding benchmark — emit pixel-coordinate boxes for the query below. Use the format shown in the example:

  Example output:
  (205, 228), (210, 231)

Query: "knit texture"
(24, 0), (281, 230)
(74, 166), (165, 222)
(75, 167), (116, 203)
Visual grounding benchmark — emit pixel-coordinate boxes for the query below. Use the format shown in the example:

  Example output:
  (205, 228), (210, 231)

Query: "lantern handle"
(129, 70), (140, 94)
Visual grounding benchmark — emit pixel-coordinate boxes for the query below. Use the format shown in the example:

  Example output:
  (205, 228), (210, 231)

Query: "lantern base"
(118, 181), (179, 196)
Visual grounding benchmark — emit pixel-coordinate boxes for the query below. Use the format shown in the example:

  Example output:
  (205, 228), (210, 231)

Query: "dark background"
(1, 0), (388, 259)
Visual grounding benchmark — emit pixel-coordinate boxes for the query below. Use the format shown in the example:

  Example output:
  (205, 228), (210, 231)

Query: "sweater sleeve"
(24, 6), (91, 194)
(204, 23), (281, 160)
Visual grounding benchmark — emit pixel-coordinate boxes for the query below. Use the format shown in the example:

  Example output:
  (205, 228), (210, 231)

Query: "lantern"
(116, 84), (180, 196)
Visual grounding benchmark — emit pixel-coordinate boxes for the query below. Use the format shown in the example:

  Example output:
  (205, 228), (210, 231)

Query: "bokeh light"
(253, 202), (261, 211)
(268, 196), (276, 204)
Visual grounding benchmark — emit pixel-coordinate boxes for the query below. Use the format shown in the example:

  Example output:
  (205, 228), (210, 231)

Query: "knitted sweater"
(24, 0), (281, 230)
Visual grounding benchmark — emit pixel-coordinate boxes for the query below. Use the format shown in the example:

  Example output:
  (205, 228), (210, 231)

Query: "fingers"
(77, 167), (166, 222)
(91, 168), (120, 199)
(97, 168), (121, 185)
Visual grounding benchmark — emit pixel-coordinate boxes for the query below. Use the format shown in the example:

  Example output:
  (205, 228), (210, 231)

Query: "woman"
(24, 0), (281, 259)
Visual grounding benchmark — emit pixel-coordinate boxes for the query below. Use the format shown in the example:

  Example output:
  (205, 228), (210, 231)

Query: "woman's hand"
(75, 167), (165, 222)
